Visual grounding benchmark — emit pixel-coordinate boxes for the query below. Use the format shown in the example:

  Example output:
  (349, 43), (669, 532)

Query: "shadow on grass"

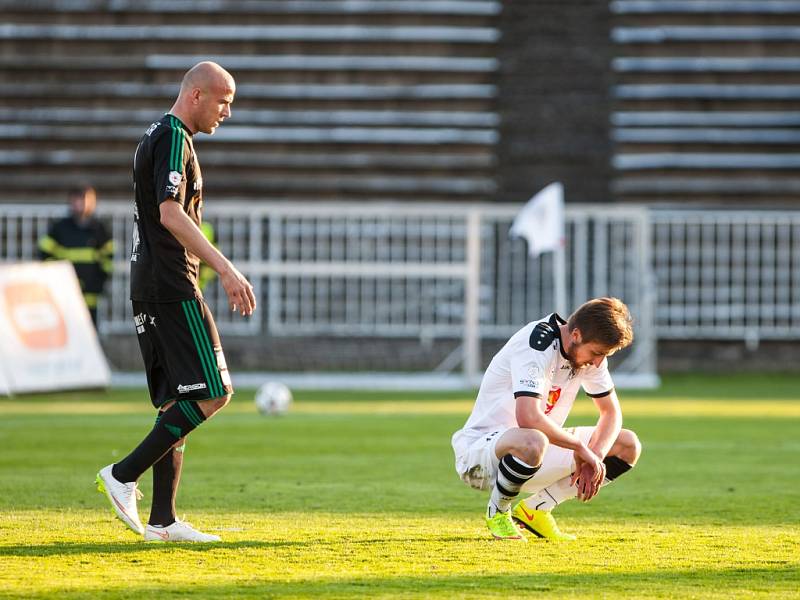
(4, 566), (798, 599)
(0, 535), (476, 558)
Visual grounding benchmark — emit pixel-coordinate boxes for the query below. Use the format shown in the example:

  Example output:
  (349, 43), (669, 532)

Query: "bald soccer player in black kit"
(96, 62), (256, 542)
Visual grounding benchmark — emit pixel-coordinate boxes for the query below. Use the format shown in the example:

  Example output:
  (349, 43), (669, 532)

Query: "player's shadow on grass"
(0, 540), (303, 557)
(0, 535), (475, 558)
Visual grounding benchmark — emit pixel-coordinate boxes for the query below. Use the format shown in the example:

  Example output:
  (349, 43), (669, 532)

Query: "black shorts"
(132, 298), (233, 408)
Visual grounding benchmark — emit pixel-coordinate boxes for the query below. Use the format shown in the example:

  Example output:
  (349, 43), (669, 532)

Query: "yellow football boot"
(511, 501), (576, 541)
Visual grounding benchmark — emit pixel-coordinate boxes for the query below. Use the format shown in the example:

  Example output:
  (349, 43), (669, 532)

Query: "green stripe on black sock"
(177, 401), (202, 427)
(113, 401), (199, 484)
(178, 400), (205, 427)
(184, 400), (206, 425)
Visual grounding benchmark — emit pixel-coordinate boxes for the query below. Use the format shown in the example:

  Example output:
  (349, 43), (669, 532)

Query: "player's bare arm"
(159, 200), (256, 316)
(514, 394), (604, 487)
(587, 390), (623, 459)
(569, 391), (622, 501)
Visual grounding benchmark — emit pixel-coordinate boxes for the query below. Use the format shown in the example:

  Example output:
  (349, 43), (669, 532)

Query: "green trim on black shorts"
(181, 299), (225, 398)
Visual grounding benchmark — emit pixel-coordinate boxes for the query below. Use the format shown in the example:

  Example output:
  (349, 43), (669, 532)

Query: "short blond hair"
(567, 297), (634, 352)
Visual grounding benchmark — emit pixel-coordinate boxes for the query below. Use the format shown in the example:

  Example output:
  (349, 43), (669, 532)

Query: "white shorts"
(452, 426), (596, 493)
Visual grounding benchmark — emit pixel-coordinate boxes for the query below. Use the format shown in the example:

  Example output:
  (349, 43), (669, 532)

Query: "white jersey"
(457, 313), (614, 438)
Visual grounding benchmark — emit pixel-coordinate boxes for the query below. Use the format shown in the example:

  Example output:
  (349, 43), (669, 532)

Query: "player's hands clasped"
(574, 462), (603, 501)
(571, 445), (606, 502)
(220, 263), (256, 316)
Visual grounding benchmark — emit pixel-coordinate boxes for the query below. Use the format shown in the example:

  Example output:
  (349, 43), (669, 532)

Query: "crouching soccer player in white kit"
(452, 297), (642, 541)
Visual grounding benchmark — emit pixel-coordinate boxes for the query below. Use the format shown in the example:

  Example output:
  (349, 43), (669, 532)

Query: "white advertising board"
(0, 261), (111, 394)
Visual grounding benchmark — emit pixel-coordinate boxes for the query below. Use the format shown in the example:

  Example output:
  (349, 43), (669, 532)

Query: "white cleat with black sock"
(96, 464), (144, 535)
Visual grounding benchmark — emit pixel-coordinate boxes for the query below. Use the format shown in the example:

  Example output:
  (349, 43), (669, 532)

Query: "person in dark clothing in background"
(39, 185), (114, 326)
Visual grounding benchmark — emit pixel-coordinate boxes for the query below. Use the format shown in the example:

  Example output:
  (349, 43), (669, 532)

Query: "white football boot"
(95, 464), (144, 535)
(144, 519), (222, 543)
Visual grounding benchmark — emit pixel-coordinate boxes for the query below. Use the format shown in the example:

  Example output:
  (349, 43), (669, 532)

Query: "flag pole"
(553, 241), (567, 316)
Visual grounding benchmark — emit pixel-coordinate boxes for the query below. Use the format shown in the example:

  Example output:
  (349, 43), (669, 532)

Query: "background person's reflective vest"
(39, 216), (114, 319)
(198, 221), (217, 292)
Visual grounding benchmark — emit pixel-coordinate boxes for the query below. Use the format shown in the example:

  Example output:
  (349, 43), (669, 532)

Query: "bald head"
(171, 61), (235, 135)
(180, 61), (235, 96)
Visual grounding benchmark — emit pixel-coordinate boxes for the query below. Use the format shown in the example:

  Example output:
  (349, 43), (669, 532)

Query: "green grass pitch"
(0, 374), (798, 599)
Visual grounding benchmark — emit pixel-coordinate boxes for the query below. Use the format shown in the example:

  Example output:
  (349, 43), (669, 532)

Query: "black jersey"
(130, 114), (204, 302)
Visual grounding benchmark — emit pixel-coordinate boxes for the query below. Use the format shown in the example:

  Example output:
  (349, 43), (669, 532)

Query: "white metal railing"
(0, 202), (658, 381)
(10, 203), (799, 345)
(651, 210), (800, 341)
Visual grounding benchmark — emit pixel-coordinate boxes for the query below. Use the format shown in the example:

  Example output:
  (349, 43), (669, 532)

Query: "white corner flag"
(509, 182), (565, 257)
(510, 182), (567, 314)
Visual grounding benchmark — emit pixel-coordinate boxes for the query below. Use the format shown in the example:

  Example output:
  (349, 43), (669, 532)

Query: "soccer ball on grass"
(254, 381), (293, 416)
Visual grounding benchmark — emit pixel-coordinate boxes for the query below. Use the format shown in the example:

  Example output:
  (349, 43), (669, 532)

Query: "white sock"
(523, 456), (634, 512)
(524, 476), (577, 512)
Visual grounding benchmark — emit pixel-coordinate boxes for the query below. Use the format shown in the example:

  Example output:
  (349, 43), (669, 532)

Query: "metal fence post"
(464, 209), (482, 385)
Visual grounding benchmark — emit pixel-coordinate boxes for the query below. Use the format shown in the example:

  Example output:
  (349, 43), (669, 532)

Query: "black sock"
(112, 401), (205, 484)
(148, 438), (185, 527)
(603, 455), (633, 482)
(146, 409), (184, 527)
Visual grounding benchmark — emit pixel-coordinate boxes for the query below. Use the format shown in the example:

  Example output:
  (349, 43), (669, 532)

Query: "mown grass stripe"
(185, 300), (223, 398)
(181, 300), (217, 397)
(2, 376), (800, 599)
(189, 301), (225, 397)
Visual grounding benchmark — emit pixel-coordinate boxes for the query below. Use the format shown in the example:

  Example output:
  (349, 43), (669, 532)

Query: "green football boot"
(485, 509), (526, 541)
